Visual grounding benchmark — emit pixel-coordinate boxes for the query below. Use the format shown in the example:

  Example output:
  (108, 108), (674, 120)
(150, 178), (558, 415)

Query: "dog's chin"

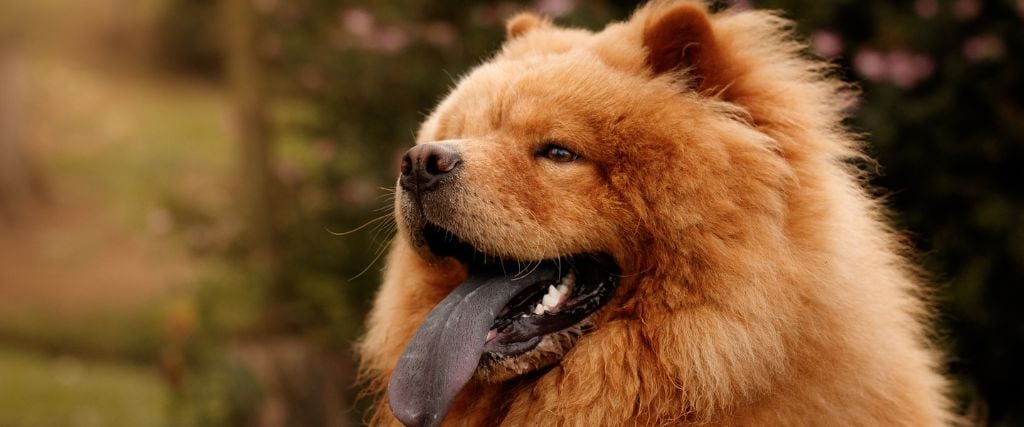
(409, 221), (620, 381)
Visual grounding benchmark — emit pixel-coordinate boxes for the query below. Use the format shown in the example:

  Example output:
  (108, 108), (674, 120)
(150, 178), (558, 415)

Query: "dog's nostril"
(399, 143), (462, 193)
(400, 154), (413, 176)
(419, 147), (460, 176)
(425, 153), (441, 175)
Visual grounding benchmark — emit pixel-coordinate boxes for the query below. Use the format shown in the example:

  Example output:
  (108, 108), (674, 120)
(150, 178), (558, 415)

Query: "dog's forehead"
(429, 57), (646, 139)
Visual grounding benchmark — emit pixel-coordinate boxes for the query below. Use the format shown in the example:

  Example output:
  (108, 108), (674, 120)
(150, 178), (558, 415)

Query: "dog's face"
(396, 54), (643, 382)
(386, 5), (791, 426)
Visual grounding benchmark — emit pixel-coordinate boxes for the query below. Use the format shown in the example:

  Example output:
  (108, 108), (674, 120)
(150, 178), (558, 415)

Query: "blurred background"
(0, 0), (1020, 425)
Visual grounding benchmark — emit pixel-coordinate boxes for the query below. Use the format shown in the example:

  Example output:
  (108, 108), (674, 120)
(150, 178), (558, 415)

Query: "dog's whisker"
(327, 214), (392, 236)
(349, 235), (394, 281)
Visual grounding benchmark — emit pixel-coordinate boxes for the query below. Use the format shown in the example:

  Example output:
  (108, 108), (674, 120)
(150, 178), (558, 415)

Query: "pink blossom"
(422, 22), (457, 48)
(854, 47), (934, 88)
(535, 0), (576, 17)
(370, 27), (410, 53)
(470, 3), (518, 27)
(730, 0), (754, 11)
(887, 51), (934, 88)
(854, 48), (887, 81)
(913, 55), (935, 80)
(811, 31), (843, 58)
(953, 0), (980, 21)
(914, 0), (939, 19)
(342, 8), (375, 37)
(962, 35), (1005, 62)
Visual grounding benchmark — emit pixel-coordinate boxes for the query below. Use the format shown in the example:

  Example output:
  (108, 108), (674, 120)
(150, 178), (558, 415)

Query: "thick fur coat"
(358, 1), (954, 425)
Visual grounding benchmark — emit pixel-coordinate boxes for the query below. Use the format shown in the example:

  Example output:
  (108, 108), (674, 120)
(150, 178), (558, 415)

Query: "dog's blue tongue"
(387, 265), (558, 427)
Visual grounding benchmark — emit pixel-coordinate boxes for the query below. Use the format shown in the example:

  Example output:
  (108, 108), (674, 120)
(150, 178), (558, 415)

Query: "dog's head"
(386, 3), (795, 425)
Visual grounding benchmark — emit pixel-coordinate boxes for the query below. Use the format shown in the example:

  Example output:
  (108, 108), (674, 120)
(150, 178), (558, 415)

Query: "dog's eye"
(539, 145), (579, 163)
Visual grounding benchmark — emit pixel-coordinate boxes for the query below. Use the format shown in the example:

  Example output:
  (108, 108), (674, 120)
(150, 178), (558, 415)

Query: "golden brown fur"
(359, 1), (954, 425)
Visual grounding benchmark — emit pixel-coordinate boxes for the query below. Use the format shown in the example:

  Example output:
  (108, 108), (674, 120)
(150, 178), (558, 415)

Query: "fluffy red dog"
(359, 1), (954, 425)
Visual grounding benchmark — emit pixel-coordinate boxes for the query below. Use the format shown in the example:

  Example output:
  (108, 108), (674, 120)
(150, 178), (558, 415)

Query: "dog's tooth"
(533, 303), (545, 315)
(548, 285), (560, 296)
(542, 293), (559, 308)
(557, 284), (568, 295)
(564, 271), (576, 284)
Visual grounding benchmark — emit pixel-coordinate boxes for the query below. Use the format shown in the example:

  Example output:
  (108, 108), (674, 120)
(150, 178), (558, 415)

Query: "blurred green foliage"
(756, 1), (1024, 423)
(152, 0), (1024, 425)
(0, 308), (165, 364)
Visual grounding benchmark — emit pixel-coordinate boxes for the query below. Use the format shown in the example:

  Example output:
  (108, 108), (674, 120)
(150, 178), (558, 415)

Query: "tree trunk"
(222, 3), (354, 426)
(223, 0), (279, 285)
(0, 40), (44, 223)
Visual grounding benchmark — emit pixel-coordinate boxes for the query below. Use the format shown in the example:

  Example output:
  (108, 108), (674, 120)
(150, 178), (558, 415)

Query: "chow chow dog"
(358, 1), (953, 425)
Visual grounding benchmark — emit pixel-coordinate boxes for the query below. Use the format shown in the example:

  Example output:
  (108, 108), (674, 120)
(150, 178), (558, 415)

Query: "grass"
(0, 2), (232, 426)
(0, 2), (327, 426)
(0, 346), (170, 427)
(0, 305), (166, 364)
(26, 54), (234, 226)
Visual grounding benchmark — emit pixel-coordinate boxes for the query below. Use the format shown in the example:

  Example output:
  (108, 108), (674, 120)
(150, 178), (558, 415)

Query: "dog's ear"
(506, 12), (545, 40)
(642, 3), (729, 94)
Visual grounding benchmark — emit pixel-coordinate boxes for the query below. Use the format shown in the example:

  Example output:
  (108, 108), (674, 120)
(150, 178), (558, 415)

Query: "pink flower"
(342, 8), (375, 37)
(953, 0), (980, 21)
(912, 55), (935, 80)
(471, 3), (518, 28)
(730, 0), (754, 11)
(854, 47), (934, 88)
(962, 35), (1006, 62)
(887, 51), (934, 88)
(535, 0), (576, 17)
(370, 27), (410, 53)
(854, 48), (887, 81)
(811, 31), (843, 58)
(422, 22), (457, 48)
(915, 0), (939, 19)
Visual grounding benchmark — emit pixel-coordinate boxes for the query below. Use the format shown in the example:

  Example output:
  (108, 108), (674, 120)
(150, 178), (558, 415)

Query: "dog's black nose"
(399, 143), (462, 193)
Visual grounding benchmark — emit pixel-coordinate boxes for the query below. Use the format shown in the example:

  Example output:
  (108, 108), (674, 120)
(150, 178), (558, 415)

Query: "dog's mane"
(357, 2), (955, 425)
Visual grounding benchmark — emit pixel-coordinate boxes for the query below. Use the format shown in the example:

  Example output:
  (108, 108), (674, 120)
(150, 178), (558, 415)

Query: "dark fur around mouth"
(420, 223), (620, 361)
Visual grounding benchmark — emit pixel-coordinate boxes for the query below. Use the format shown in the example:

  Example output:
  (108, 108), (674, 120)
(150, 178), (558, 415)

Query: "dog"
(358, 1), (954, 425)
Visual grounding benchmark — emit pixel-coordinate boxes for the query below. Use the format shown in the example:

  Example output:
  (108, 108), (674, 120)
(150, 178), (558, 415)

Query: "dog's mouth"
(388, 223), (619, 427)
(422, 224), (620, 356)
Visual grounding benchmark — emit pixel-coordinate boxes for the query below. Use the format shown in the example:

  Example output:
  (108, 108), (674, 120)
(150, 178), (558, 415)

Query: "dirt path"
(0, 194), (194, 314)
(0, 50), (230, 316)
